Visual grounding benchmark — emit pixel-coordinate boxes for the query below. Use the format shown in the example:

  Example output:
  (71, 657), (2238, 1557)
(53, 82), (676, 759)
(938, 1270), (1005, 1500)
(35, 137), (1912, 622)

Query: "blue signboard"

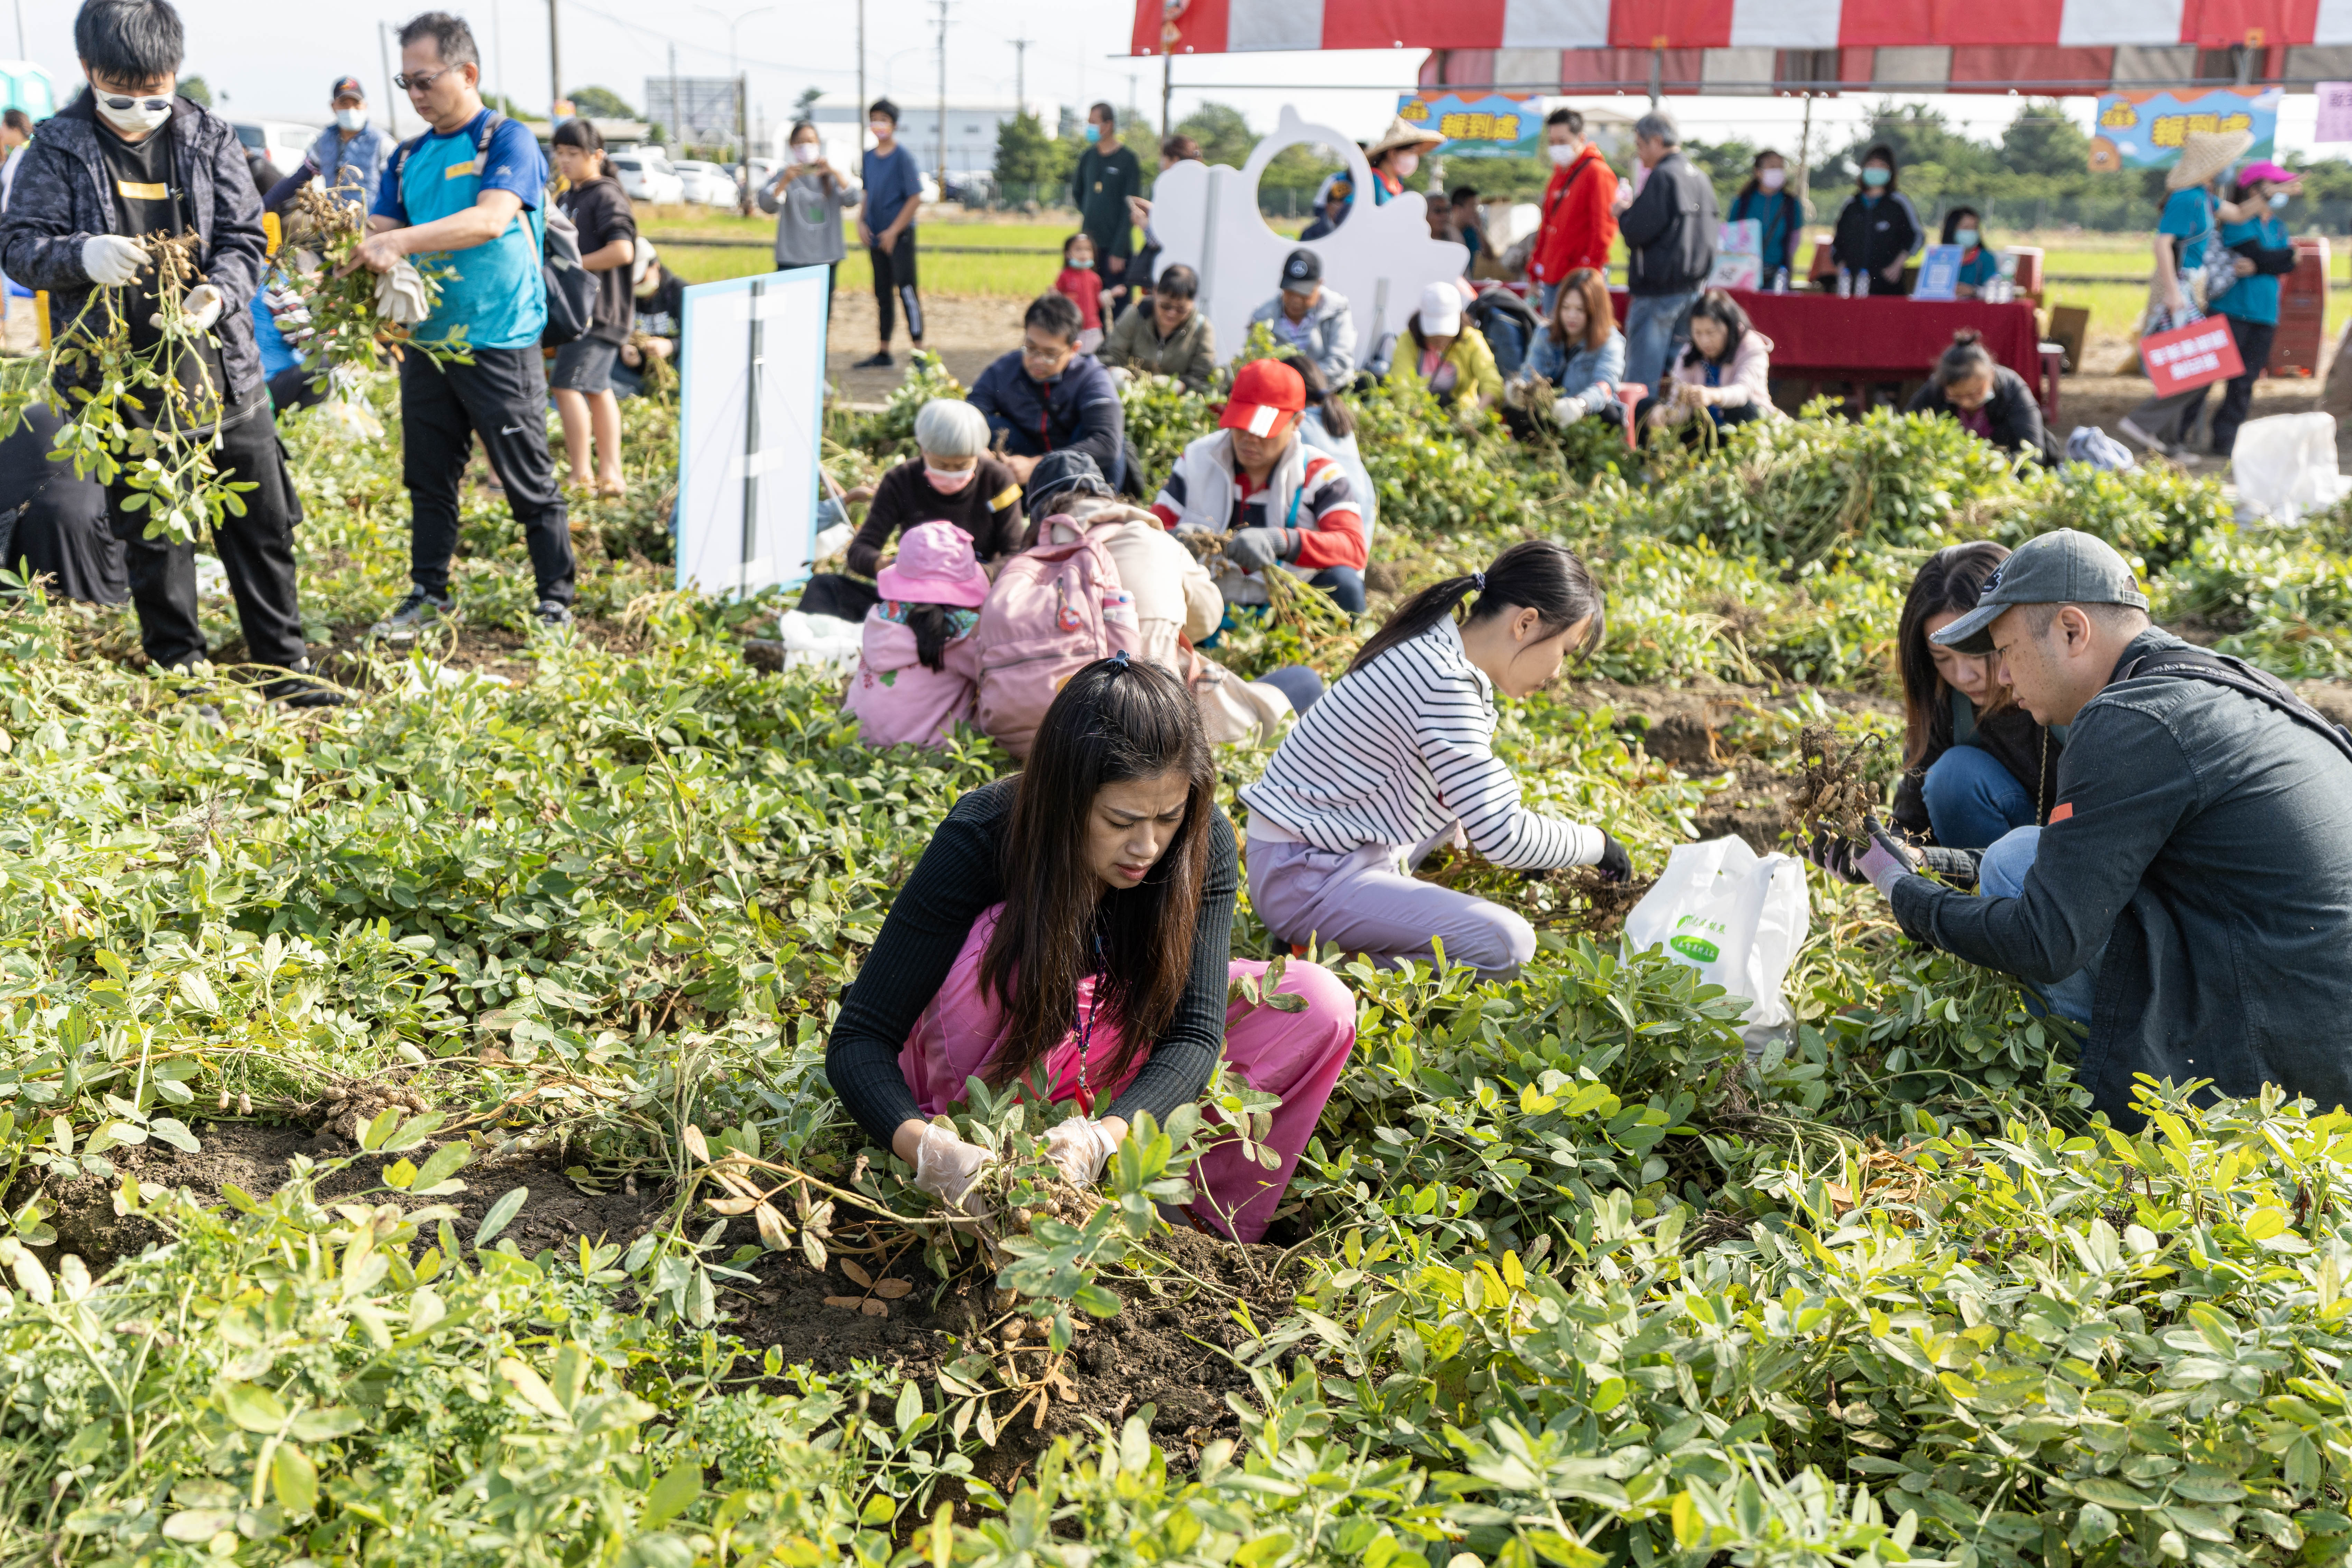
(1395, 92), (1540, 160)
(2090, 87), (2280, 172)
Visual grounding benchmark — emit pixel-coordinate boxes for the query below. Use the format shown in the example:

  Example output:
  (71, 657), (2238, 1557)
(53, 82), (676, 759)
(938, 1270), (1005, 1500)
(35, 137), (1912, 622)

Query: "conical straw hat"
(1365, 114), (1446, 161)
(2167, 127), (2254, 191)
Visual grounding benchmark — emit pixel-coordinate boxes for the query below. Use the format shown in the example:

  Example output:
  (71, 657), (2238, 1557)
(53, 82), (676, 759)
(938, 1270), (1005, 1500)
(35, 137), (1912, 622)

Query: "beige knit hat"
(1365, 114), (1446, 163)
(2167, 127), (2254, 191)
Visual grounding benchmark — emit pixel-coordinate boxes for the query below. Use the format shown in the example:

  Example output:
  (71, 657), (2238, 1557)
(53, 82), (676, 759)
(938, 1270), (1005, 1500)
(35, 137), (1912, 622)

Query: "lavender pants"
(1247, 833), (1537, 979)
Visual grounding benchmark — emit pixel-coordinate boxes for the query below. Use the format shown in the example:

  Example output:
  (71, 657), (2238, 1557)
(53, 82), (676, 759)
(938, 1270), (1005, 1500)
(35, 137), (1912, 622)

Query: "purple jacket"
(0, 90), (270, 404)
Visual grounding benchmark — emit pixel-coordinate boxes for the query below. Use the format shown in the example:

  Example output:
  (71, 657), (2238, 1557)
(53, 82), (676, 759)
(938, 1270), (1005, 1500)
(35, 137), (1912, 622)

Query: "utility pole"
(491, 0), (504, 110)
(546, 0), (563, 118)
(378, 21), (402, 136)
(934, 0), (949, 193)
(1161, 52), (1172, 142)
(15, 0), (27, 61)
(668, 44), (680, 151)
(736, 73), (750, 211)
(1011, 37), (1030, 114)
(856, 0), (867, 142)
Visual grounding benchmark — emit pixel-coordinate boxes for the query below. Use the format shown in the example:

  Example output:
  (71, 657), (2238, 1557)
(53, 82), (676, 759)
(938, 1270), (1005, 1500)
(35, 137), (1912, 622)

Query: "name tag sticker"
(445, 160), (479, 179)
(115, 179), (168, 200)
(2049, 802), (2075, 824)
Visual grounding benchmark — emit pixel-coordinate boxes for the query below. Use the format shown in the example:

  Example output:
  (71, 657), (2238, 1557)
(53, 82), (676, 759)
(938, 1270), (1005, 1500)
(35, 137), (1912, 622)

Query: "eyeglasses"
(1020, 341), (1071, 363)
(99, 94), (172, 112)
(392, 66), (456, 92)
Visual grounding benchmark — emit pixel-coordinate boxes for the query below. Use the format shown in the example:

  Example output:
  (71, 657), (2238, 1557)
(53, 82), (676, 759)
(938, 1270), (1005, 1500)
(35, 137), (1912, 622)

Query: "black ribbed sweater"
(823, 777), (1240, 1143)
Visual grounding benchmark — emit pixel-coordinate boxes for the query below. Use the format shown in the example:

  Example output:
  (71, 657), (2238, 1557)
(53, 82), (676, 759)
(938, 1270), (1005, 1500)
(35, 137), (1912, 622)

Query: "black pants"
(268, 365), (327, 412)
(400, 346), (574, 604)
(871, 233), (923, 345)
(2210, 314), (2278, 457)
(107, 403), (306, 671)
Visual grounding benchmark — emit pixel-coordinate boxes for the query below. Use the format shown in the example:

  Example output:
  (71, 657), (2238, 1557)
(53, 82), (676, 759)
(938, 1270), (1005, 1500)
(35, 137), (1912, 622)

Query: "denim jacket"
(1526, 326), (1625, 409)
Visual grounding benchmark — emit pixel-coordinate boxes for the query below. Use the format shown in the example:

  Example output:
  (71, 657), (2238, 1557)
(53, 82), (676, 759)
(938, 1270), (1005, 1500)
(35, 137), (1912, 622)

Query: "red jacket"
(1530, 146), (1619, 286)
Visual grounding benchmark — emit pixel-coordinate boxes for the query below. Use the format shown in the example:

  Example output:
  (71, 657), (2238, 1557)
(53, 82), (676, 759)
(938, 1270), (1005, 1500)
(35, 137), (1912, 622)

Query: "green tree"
(2001, 102), (2092, 177)
(995, 109), (1068, 197)
(178, 74), (213, 108)
(795, 85), (823, 122)
(1834, 103), (2001, 183)
(1174, 101), (1255, 168)
(569, 85), (639, 120)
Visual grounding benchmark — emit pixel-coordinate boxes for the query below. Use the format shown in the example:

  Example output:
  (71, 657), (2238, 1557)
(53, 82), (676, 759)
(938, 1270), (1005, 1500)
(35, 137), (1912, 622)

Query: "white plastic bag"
(2229, 411), (2350, 521)
(776, 609), (863, 674)
(1623, 836), (1810, 1036)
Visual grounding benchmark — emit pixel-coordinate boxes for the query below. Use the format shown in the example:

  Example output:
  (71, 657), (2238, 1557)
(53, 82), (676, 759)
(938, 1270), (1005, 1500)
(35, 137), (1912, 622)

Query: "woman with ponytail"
(1241, 540), (1629, 978)
(826, 656), (1354, 1242)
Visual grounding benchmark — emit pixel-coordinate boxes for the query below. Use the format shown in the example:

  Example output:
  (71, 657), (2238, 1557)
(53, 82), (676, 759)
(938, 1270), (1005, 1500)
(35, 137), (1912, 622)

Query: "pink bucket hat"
(876, 520), (989, 608)
(2237, 159), (2300, 187)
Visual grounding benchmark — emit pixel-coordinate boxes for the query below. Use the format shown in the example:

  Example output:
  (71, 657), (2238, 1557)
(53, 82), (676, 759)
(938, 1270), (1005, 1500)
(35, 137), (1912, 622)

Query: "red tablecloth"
(1608, 290), (2041, 382)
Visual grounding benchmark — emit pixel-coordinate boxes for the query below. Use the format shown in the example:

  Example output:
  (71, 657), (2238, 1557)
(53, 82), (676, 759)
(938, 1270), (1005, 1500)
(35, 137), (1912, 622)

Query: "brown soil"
(826, 293), (1025, 406)
(20, 1116), (1288, 1486)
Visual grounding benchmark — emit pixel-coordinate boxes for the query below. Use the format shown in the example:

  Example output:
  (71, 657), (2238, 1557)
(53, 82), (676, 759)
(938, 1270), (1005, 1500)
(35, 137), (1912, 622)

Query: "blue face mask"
(1861, 166), (1891, 189)
(1084, 124), (1101, 143)
(2270, 191), (2290, 210)
(1954, 228), (1979, 250)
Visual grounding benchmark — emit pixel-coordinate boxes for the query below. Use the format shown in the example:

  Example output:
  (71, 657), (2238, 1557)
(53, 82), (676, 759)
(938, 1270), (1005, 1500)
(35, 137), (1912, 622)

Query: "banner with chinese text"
(2088, 87), (2279, 173)
(1395, 92), (1540, 160)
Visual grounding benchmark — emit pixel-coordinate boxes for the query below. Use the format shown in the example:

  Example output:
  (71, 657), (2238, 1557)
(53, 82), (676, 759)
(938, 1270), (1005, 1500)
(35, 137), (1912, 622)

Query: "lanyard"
(1073, 930), (1105, 1112)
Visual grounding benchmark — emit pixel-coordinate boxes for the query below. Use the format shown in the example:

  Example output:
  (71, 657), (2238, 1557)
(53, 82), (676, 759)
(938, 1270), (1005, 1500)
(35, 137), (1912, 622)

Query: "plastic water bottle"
(1773, 267), (1789, 294)
(1855, 267), (1870, 298)
(1837, 268), (1852, 298)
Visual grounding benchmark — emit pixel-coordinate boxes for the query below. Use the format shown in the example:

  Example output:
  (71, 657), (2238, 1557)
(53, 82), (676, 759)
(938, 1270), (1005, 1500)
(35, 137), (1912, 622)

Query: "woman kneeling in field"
(824, 656), (1354, 1243)
(1241, 540), (1631, 980)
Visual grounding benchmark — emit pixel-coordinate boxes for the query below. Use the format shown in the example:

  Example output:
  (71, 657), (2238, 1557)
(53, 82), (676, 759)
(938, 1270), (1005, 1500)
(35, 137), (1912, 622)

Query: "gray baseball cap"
(1929, 529), (2148, 655)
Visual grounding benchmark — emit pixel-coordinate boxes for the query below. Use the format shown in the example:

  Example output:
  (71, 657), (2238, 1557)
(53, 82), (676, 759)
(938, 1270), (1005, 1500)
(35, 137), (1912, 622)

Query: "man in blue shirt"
(2210, 159), (2302, 458)
(263, 76), (393, 217)
(855, 98), (924, 368)
(344, 10), (573, 635)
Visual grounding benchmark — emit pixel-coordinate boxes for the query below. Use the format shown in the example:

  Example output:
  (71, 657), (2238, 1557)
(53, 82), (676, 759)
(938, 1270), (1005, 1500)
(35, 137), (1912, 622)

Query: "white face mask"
(869, 120), (890, 140)
(1758, 167), (1785, 192)
(94, 90), (173, 136)
(335, 107), (367, 132)
(1546, 142), (1575, 168)
(791, 142), (820, 164)
(1390, 151), (1419, 179)
(925, 464), (978, 494)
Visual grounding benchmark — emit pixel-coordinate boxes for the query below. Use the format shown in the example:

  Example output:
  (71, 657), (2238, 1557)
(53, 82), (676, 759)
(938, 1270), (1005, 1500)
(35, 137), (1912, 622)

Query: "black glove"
(1594, 832), (1632, 884)
(1801, 831), (1865, 885)
(1225, 527), (1292, 573)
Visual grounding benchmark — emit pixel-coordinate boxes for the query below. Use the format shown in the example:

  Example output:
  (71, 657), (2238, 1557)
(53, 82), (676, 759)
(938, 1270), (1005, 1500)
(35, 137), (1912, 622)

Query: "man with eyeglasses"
(964, 291), (1131, 500)
(339, 10), (573, 638)
(0, 0), (328, 705)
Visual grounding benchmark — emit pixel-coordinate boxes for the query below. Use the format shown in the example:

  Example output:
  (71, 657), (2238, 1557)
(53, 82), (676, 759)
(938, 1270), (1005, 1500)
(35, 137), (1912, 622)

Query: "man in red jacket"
(1528, 108), (1618, 313)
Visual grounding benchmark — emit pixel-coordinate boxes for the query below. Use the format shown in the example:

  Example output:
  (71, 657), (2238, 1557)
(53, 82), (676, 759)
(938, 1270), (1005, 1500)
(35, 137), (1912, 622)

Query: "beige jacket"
(1038, 498), (1294, 745)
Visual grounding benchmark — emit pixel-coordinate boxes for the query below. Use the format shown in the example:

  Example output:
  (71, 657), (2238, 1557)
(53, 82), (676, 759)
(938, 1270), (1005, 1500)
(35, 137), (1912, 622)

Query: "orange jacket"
(1530, 146), (1619, 286)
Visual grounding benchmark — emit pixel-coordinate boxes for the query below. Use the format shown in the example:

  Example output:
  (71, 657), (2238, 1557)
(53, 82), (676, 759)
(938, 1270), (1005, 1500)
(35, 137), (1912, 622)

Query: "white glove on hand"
(376, 259), (430, 325)
(911, 1124), (994, 1213)
(169, 283), (224, 332)
(1552, 393), (1586, 424)
(1043, 1116), (1120, 1187)
(80, 234), (148, 287)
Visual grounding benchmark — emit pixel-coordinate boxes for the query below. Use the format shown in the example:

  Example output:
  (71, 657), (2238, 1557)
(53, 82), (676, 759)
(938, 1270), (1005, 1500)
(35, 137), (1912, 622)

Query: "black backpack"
(387, 111), (597, 347)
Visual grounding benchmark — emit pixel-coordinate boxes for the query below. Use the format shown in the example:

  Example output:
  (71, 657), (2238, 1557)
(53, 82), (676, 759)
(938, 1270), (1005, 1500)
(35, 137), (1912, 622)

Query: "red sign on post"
(2140, 317), (2244, 396)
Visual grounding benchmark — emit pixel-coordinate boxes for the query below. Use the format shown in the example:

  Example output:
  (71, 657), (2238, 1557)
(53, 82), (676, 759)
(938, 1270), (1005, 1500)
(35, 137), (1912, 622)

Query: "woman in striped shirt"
(1240, 541), (1631, 978)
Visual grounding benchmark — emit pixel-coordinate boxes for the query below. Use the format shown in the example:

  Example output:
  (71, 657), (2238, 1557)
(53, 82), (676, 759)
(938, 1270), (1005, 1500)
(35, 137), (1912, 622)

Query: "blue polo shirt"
(372, 109), (548, 350)
(1956, 246), (2001, 288)
(2159, 186), (2218, 271)
(2218, 212), (2290, 325)
(863, 143), (924, 233)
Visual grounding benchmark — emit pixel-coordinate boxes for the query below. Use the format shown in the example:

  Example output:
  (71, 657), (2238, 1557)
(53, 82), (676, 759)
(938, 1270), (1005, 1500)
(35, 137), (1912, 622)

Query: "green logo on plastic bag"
(1670, 934), (1721, 963)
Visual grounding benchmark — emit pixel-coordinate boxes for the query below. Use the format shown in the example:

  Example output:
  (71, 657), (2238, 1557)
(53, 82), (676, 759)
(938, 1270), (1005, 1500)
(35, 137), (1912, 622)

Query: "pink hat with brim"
(876, 519), (989, 608)
(2239, 160), (2299, 186)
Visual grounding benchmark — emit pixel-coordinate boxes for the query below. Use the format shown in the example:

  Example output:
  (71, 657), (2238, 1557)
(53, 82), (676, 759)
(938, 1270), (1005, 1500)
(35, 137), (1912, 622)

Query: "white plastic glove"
(911, 1123), (994, 1213)
(166, 282), (223, 332)
(80, 234), (147, 287)
(1552, 393), (1586, 424)
(376, 258), (430, 325)
(1043, 1116), (1120, 1187)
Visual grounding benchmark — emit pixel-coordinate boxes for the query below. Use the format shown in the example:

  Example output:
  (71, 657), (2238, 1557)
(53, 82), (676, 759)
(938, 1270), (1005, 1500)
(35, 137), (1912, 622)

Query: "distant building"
(802, 98), (1049, 179)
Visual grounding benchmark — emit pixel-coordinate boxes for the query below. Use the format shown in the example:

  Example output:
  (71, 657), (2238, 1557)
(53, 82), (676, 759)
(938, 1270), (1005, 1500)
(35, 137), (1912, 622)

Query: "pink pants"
(898, 904), (1356, 1243)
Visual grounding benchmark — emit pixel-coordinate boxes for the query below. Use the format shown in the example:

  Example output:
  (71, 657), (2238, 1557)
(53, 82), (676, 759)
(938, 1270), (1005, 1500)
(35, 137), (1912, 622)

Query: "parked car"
(610, 150), (685, 205)
(229, 120), (318, 179)
(672, 160), (738, 207)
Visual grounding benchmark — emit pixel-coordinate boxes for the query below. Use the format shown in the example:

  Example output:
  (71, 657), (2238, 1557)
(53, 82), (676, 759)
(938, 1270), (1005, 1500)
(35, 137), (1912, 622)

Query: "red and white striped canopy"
(1130, 0), (2352, 93)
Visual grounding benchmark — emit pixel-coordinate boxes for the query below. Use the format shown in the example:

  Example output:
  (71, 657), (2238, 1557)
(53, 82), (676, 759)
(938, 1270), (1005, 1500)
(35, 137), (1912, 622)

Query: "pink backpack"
(973, 531), (1126, 759)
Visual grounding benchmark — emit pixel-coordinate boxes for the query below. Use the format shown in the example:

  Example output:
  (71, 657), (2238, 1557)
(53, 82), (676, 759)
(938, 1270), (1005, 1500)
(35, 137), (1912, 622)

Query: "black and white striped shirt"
(1239, 617), (1603, 870)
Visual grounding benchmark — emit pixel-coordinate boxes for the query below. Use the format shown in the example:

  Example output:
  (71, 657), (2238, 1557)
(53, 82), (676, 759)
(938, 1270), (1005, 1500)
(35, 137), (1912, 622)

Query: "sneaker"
(370, 588), (454, 641)
(2117, 416), (2169, 454)
(266, 674), (348, 709)
(533, 599), (574, 628)
(852, 350), (894, 369)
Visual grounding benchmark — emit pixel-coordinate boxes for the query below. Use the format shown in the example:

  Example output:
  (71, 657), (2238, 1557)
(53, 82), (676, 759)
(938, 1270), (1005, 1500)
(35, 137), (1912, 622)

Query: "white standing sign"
(1148, 105), (1471, 367)
(676, 266), (830, 596)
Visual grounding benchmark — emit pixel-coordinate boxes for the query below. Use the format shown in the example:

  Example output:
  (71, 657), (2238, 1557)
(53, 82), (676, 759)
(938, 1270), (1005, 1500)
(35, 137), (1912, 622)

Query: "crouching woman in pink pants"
(825, 655), (1355, 1243)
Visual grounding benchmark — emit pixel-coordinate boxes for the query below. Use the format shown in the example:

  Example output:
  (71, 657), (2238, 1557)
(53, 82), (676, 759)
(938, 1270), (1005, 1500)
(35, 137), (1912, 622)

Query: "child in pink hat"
(846, 521), (992, 748)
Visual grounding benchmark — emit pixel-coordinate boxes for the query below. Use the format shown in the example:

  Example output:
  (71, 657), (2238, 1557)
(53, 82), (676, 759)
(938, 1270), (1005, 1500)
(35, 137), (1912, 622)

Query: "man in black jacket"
(1846, 530), (2352, 1126)
(966, 291), (1131, 495)
(0, 0), (324, 702)
(1616, 110), (1716, 395)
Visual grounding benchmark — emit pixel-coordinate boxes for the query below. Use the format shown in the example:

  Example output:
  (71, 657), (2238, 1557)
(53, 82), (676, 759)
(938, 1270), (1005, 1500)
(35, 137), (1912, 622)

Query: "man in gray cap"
(1841, 528), (2352, 1124)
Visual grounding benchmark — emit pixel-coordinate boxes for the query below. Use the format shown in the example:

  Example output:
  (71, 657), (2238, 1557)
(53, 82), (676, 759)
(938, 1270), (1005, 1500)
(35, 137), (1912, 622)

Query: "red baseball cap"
(1220, 358), (1306, 437)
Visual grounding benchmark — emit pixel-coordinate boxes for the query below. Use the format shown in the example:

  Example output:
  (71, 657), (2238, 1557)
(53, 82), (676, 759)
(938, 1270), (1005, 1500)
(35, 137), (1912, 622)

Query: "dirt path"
(826, 293), (1025, 405)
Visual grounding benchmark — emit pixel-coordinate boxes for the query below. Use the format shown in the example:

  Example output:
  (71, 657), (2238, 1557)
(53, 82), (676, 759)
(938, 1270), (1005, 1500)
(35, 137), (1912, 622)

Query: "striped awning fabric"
(1130, 0), (2352, 93)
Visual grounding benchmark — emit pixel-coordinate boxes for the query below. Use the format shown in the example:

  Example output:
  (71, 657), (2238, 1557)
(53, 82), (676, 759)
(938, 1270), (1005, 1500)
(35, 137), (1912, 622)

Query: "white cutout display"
(675, 267), (831, 597)
(1148, 105), (1471, 369)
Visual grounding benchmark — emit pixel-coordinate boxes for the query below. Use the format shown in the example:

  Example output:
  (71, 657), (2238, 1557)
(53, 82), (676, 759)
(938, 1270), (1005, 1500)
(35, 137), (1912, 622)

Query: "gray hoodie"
(1249, 287), (1356, 384)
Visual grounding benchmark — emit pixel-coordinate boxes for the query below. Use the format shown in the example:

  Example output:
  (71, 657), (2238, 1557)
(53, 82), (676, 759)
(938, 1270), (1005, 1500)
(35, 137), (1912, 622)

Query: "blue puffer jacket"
(0, 90), (270, 405)
(966, 348), (1128, 491)
(1526, 325), (1625, 411)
